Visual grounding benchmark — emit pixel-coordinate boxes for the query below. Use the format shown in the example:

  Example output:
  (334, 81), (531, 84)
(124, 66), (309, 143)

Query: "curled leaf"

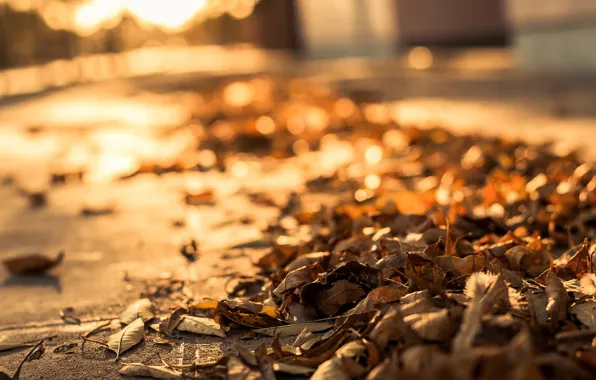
(107, 318), (145, 359)
(545, 271), (570, 329)
(120, 299), (155, 325)
(3, 252), (64, 275)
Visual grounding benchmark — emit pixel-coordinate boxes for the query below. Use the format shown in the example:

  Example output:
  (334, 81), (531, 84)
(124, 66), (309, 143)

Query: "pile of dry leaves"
(3, 78), (596, 379)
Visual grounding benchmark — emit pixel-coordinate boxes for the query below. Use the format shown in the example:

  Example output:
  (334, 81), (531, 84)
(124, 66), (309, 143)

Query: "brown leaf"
(345, 285), (407, 316)
(433, 255), (484, 277)
(526, 289), (549, 328)
(253, 322), (333, 337)
(3, 252), (64, 275)
(405, 253), (446, 293)
(159, 307), (186, 336)
(464, 272), (511, 313)
(184, 189), (216, 206)
(273, 262), (324, 298)
(545, 271), (570, 329)
(404, 308), (461, 341)
(314, 280), (366, 316)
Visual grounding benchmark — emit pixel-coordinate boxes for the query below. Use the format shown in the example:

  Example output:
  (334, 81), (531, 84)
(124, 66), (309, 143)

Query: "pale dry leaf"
(464, 272), (510, 313)
(545, 271), (570, 328)
(580, 274), (596, 296)
(272, 362), (315, 375)
(227, 355), (261, 380)
(120, 363), (181, 379)
(570, 301), (596, 329)
(406, 308), (460, 341)
(254, 321), (333, 337)
(120, 299), (155, 325)
(452, 297), (482, 353)
(175, 316), (226, 338)
(0, 344), (32, 353)
(107, 318), (145, 359)
(3, 252), (64, 275)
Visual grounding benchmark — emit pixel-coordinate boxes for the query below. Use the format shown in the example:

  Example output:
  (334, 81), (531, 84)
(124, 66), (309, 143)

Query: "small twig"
(81, 336), (108, 348)
(12, 340), (44, 380)
(81, 320), (111, 355)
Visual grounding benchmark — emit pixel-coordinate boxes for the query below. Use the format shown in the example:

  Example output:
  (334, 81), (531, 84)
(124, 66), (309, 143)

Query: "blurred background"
(1, 0), (596, 95)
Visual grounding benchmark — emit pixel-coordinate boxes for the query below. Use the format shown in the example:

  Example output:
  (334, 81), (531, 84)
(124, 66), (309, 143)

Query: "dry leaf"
(120, 299), (155, 325)
(273, 262), (324, 298)
(184, 189), (216, 206)
(3, 252), (64, 275)
(176, 315), (226, 338)
(433, 255), (484, 277)
(526, 289), (549, 328)
(273, 362), (314, 375)
(120, 363), (181, 379)
(254, 322), (333, 337)
(570, 301), (596, 329)
(405, 308), (461, 341)
(545, 271), (570, 329)
(227, 355), (261, 380)
(345, 285), (406, 316)
(159, 307), (186, 336)
(579, 273), (596, 295)
(405, 253), (446, 293)
(314, 280), (366, 316)
(464, 272), (511, 313)
(107, 318), (145, 359)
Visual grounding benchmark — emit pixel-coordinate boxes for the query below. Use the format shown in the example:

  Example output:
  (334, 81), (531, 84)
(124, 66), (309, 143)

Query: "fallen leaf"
(570, 301), (596, 328)
(120, 299), (156, 325)
(433, 255), (484, 277)
(254, 322), (333, 337)
(345, 285), (406, 316)
(579, 273), (596, 295)
(405, 308), (461, 341)
(153, 337), (175, 346)
(184, 189), (216, 206)
(545, 271), (570, 329)
(405, 253), (446, 293)
(273, 362), (314, 375)
(120, 363), (181, 379)
(176, 315), (226, 338)
(314, 280), (366, 316)
(227, 355), (261, 380)
(3, 252), (64, 275)
(159, 307), (186, 336)
(273, 262), (324, 298)
(464, 272), (511, 313)
(107, 318), (145, 359)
